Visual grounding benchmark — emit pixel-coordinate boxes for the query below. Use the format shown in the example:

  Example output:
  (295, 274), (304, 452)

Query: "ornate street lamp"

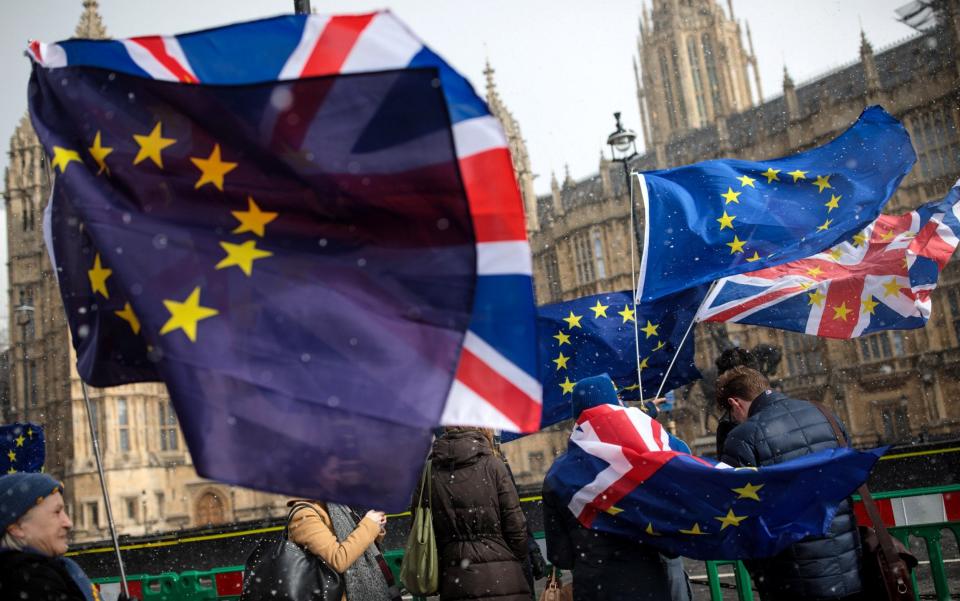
(606, 111), (638, 162)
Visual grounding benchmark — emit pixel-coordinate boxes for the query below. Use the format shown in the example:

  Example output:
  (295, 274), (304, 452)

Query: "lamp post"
(293, 0), (311, 14)
(14, 304), (34, 421)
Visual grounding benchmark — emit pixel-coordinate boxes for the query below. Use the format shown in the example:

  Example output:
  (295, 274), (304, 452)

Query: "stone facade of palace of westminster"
(499, 0), (960, 490)
(4, 0), (960, 535)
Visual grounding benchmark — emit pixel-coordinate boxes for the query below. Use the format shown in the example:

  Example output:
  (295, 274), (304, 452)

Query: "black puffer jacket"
(430, 430), (532, 601)
(542, 472), (669, 601)
(721, 391), (862, 601)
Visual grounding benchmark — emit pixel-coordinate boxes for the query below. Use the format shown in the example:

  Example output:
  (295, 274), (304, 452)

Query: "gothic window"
(658, 49), (679, 129)
(543, 254), (562, 302)
(573, 232), (595, 285)
(528, 451), (545, 475)
(117, 398), (130, 452)
(912, 106), (960, 182)
(159, 400), (179, 451)
(948, 286), (960, 345)
(125, 497), (138, 520)
(195, 490), (227, 526)
(701, 34), (724, 115)
(858, 332), (904, 361)
(783, 332), (823, 376)
(879, 403), (910, 443)
(155, 492), (166, 519)
(84, 501), (99, 529)
(670, 43), (689, 128)
(687, 36), (707, 122)
(592, 229), (607, 280)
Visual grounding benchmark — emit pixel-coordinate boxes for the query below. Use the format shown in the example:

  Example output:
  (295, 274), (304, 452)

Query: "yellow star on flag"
(645, 523), (661, 536)
(640, 320), (659, 338)
(618, 305), (636, 323)
(798, 281), (812, 290)
(737, 174), (756, 188)
(88, 131), (113, 175)
(6, 450), (15, 462)
(808, 290), (826, 307)
(880, 229), (896, 242)
(680, 523), (706, 535)
(191, 144), (238, 191)
(638, 357), (649, 370)
(653, 340), (666, 351)
(159, 287), (219, 343)
(553, 331), (571, 346)
(721, 188), (741, 204)
(15, 435), (25, 447)
(133, 122), (176, 168)
(590, 300), (609, 318)
(552, 352), (570, 370)
(829, 248), (844, 261)
(825, 194), (841, 212)
(817, 218), (833, 231)
(215, 240), (273, 276)
(862, 296), (879, 315)
(806, 266), (823, 278)
(745, 252), (761, 262)
(6, 467), (15, 474)
(231, 196), (278, 237)
(832, 301), (851, 321)
(52, 146), (82, 173)
(115, 302), (141, 335)
(813, 175), (831, 193)
(882, 278), (902, 298)
(732, 482), (764, 501)
(562, 311), (583, 329)
(853, 232), (868, 247)
(716, 211), (736, 230)
(761, 167), (780, 183)
(559, 377), (575, 395)
(605, 506), (624, 516)
(788, 169), (807, 182)
(727, 235), (746, 254)
(715, 509), (749, 531)
(88, 254), (112, 299)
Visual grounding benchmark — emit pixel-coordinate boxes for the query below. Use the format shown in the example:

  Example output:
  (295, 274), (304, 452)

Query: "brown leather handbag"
(812, 402), (918, 600)
(539, 568), (573, 601)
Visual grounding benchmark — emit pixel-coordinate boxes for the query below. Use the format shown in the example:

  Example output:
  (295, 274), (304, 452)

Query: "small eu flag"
(533, 286), (706, 431)
(637, 106), (916, 302)
(0, 423), (45, 474)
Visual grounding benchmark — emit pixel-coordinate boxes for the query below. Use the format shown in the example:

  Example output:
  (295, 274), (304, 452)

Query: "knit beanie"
(571, 373), (622, 418)
(0, 472), (63, 532)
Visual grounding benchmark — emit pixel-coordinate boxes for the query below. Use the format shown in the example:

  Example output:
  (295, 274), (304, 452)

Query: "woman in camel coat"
(287, 500), (395, 601)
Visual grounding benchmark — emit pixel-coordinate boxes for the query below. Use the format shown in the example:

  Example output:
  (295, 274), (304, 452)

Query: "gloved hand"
(530, 545), (548, 580)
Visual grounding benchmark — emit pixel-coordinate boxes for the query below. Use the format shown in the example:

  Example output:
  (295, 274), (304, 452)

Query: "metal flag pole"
(627, 170), (645, 399)
(654, 280), (719, 400)
(81, 381), (129, 597)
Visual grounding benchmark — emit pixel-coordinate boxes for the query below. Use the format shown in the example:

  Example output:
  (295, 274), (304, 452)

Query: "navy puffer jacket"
(721, 391), (862, 601)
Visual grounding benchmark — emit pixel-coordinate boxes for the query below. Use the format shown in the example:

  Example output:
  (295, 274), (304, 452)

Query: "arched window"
(658, 48), (678, 129)
(687, 36), (707, 122)
(701, 34), (723, 114)
(670, 43), (688, 127)
(195, 490), (227, 526)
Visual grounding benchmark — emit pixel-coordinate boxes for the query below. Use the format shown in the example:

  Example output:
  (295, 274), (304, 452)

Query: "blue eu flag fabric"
(30, 33), (478, 510)
(0, 424), (45, 474)
(545, 404), (884, 560)
(637, 106), (916, 302)
(534, 287), (705, 431)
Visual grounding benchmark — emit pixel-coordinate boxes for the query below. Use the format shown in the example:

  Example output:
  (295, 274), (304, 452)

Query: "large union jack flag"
(698, 182), (960, 338)
(545, 403), (883, 559)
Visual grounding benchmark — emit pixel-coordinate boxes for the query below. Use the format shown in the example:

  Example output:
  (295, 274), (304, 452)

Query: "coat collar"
(747, 389), (786, 418)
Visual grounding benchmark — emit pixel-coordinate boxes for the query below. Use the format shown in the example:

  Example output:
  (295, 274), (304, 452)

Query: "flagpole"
(627, 170), (645, 399)
(654, 281), (718, 399)
(81, 382), (129, 597)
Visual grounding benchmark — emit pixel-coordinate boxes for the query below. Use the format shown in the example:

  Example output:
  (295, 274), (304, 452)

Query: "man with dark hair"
(717, 366), (863, 601)
(713, 348), (759, 456)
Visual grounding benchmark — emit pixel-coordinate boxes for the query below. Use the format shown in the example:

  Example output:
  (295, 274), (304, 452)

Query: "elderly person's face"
(7, 491), (73, 556)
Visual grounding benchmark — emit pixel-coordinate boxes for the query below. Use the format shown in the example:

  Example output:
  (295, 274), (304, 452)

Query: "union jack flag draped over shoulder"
(28, 12), (539, 509)
(698, 182), (960, 338)
(545, 404), (883, 559)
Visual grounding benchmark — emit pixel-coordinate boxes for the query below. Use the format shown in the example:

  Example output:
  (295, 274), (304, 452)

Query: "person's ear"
(6, 521), (25, 539)
(726, 397), (737, 410)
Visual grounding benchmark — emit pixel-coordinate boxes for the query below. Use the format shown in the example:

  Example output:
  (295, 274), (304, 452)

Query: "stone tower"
(635, 0), (761, 148)
(483, 60), (539, 232)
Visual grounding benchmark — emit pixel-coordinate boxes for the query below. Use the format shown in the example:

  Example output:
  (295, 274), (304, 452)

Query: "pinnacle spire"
(782, 65), (794, 88)
(75, 0), (108, 40)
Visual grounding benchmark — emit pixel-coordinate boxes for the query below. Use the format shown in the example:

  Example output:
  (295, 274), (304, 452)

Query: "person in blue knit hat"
(541, 374), (671, 600)
(0, 472), (120, 601)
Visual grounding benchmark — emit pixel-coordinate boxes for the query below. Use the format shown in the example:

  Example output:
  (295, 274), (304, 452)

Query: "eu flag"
(534, 287), (706, 432)
(637, 106), (916, 302)
(29, 14), (538, 510)
(0, 424), (45, 474)
(545, 404), (883, 559)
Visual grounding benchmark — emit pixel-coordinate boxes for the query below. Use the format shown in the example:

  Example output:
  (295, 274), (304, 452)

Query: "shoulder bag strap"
(285, 502), (327, 538)
(809, 402), (902, 569)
